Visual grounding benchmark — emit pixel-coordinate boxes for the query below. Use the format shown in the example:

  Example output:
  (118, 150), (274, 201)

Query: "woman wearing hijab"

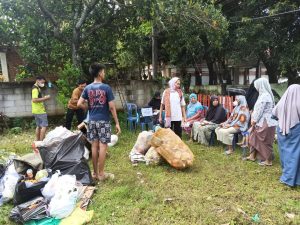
(273, 84), (300, 186)
(245, 78), (259, 111)
(183, 93), (205, 136)
(215, 95), (250, 154)
(159, 77), (186, 138)
(246, 78), (277, 166)
(192, 96), (227, 145)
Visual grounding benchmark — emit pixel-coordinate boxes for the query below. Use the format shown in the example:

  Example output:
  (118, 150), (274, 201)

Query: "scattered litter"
(206, 196), (212, 201)
(237, 207), (247, 215)
(108, 135), (118, 147)
(163, 197), (174, 204)
(252, 213), (260, 223)
(285, 212), (295, 219)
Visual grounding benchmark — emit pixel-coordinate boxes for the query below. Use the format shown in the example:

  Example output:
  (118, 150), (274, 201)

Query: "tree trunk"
(261, 52), (279, 84)
(206, 58), (217, 85)
(255, 59), (260, 79)
(152, 26), (158, 79)
(263, 61), (278, 83)
(72, 29), (82, 69)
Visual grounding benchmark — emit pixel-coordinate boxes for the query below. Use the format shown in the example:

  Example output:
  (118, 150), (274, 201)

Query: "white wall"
(0, 52), (9, 82)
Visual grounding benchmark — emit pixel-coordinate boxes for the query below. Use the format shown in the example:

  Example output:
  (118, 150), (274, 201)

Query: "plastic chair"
(139, 107), (153, 131)
(126, 103), (139, 131)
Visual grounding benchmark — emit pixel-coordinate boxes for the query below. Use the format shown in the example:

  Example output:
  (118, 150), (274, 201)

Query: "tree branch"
(76, 0), (100, 30)
(37, 0), (70, 44)
(81, 16), (115, 41)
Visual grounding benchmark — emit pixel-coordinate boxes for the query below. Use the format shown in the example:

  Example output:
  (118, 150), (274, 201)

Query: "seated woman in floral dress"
(183, 93), (205, 138)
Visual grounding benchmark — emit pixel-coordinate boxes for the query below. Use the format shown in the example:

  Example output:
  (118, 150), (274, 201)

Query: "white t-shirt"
(161, 90), (186, 121)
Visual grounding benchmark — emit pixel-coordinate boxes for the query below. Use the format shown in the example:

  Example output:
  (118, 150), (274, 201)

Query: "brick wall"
(0, 80), (161, 118)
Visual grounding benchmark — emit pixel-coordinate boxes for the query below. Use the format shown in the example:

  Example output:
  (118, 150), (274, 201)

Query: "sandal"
(224, 150), (234, 155)
(244, 156), (256, 161)
(98, 172), (115, 182)
(92, 172), (97, 180)
(258, 161), (272, 166)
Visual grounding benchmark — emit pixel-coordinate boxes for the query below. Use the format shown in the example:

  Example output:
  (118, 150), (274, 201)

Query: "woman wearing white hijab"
(246, 78), (278, 166)
(159, 77), (186, 138)
(215, 95), (250, 154)
(273, 84), (300, 186)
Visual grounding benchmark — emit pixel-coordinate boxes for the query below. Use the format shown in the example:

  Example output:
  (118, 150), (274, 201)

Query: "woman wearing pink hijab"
(159, 77), (186, 138)
(273, 84), (300, 187)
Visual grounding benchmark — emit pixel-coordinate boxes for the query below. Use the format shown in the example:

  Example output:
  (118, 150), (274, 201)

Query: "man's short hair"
(89, 63), (106, 78)
(77, 79), (86, 85)
(36, 76), (46, 81)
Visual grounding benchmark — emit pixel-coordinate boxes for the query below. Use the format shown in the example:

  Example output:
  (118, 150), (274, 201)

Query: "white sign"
(141, 108), (153, 117)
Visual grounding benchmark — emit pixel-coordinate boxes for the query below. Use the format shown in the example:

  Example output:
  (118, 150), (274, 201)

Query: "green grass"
(0, 120), (300, 225)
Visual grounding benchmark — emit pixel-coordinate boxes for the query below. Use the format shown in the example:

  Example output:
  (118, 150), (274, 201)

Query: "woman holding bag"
(159, 77), (186, 138)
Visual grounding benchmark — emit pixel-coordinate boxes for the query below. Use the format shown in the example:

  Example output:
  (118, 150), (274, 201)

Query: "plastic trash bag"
(145, 147), (162, 165)
(60, 207), (94, 225)
(14, 178), (48, 205)
(150, 128), (194, 169)
(108, 134), (118, 147)
(42, 126), (74, 144)
(129, 131), (153, 163)
(10, 197), (48, 223)
(48, 175), (79, 219)
(25, 217), (61, 225)
(41, 171), (60, 200)
(38, 132), (92, 185)
(0, 164), (20, 205)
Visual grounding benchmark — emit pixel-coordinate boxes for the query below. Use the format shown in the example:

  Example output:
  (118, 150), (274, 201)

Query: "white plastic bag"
(48, 175), (79, 219)
(83, 147), (90, 160)
(108, 135), (118, 147)
(49, 188), (78, 219)
(1, 164), (20, 204)
(41, 171), (60, 200)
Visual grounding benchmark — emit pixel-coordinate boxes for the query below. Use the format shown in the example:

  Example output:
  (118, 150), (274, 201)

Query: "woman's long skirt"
(249, 120), (276, 161)
(277, 123), (300, 187)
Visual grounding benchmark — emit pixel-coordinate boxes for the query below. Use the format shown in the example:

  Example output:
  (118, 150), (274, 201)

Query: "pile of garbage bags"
(0, 127), (95, 224)
(129, 128), (194, 169)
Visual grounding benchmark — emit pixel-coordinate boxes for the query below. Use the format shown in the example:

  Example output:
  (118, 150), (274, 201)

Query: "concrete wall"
(0, 80), (161, 118)
(0, 82), (65, 117)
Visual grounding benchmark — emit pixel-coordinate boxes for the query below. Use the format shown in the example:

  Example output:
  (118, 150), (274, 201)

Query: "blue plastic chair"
(126, 103), (139, 131)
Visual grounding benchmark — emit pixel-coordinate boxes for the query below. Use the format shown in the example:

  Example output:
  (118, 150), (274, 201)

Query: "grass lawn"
(0, 118), (299, 225)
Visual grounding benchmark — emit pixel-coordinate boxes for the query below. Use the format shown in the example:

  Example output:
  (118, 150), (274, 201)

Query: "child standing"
(238, 131), (249, 148)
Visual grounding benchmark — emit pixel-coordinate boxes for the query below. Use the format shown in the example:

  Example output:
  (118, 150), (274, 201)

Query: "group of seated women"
(150, 77), (300, 187)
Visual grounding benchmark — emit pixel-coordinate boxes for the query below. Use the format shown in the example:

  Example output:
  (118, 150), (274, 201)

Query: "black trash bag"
(14, 178), (48, 205)
(38, 133), (92, 185)
(10, 197), (48, 224)
(0, 164), (5, 180)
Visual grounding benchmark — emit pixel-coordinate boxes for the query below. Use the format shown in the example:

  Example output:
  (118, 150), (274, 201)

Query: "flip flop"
(98, 172), (115, 182)
(258, 161), (272, 166)
(245, 157), (256, 162)
(224, 150), (234, 155)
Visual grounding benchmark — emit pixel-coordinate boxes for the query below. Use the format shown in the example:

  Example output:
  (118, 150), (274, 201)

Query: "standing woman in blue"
(273, 84), (300, 187)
